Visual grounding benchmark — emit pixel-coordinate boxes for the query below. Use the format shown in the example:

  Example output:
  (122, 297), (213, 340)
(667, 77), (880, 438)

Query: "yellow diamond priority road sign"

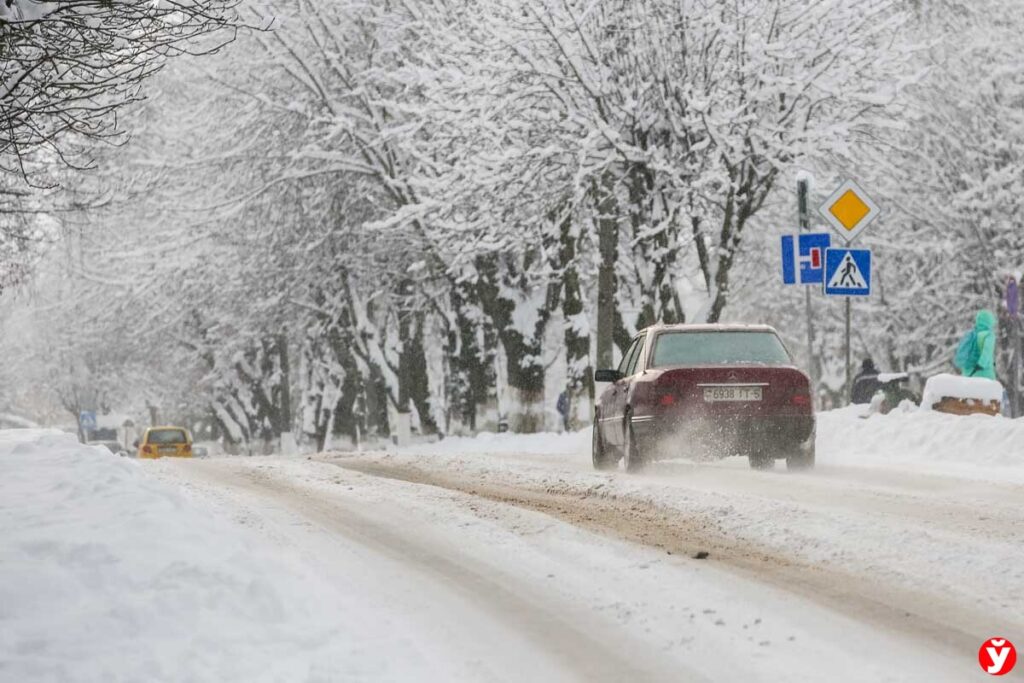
(818, 179), (881, 244)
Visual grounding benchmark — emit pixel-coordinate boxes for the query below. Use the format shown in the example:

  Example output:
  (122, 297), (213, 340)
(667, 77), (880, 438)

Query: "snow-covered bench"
(921, 373), (1004, 416)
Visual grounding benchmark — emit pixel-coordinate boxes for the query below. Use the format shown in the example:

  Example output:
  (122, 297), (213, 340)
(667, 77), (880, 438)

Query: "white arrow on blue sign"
(781, 233), (832, 285)
(824, 248), (872, 297)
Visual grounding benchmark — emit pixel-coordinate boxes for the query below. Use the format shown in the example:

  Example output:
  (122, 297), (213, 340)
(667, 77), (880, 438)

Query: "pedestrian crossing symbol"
(828, 253), (866, 289)
(79, 411), (97, 431)
(824, 248), (871, 297)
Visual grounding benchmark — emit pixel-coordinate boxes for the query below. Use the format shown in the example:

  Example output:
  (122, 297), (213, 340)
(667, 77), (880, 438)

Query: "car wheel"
(786, 441), (816, 471)
(622, 417), (646, 473)
(748, 452), (775, 470)
(592, 420), (617, 471)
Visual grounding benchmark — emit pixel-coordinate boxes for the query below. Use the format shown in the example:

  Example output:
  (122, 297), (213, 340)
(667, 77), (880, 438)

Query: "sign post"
(820, 180), (881, 402)
(846, 298), (851, 401)
(780, 227), (832, 407)
(823, 247), (873, 398)
(798, 177), (818, 405)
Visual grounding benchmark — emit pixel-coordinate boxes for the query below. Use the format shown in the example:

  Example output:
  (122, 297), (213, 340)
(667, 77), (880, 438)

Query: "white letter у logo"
(979, 637), (1017, 676)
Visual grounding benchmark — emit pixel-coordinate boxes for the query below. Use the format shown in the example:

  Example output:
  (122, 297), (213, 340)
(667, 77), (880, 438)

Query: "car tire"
(748, 453), (774, 470)
(592, 420), (617, 471)
(622, 417), (646, 473)
(786, 441), (816, 471)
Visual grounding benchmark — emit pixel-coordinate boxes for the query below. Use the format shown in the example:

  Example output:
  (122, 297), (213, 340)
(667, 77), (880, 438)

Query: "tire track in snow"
(181, 461), (700, 683)
(329, 455), (1011, 660)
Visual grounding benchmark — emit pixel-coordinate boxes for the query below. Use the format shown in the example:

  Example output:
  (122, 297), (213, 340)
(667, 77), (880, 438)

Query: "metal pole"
(845, 298), (852, 403)
(797, 178), (819, 406)
(1013, 318), (1022, 418)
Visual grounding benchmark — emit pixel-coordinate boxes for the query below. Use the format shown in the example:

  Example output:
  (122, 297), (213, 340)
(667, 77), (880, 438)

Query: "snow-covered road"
(151, 405), (1024, 683)
(4, 408), (1023, 682)
(150, 453), (999, 683)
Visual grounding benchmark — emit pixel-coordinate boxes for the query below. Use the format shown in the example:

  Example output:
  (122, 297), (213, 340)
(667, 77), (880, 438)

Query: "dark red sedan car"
(593, 324), (815, 472)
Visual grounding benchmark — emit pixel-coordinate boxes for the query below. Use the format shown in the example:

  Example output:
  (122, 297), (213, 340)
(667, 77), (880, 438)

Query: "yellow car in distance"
(136, 427), (193, 459)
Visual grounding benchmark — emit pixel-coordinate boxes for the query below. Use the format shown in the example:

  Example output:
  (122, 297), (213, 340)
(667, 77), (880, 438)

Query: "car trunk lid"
(653, 365), (811, 416)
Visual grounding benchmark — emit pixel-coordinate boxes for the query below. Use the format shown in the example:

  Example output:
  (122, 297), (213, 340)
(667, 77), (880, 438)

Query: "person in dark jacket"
(556, 390), (570, 432)
(851, 357), (882, 404)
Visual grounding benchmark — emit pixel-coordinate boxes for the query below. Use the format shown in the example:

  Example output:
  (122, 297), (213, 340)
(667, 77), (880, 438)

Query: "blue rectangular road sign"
(79, 411), (97, 431)
(781, 233), (832, 285)
(824, 248), (872, 297)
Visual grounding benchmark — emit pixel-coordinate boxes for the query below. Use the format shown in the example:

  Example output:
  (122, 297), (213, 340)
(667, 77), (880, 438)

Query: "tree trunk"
(560, 213), (593, 428)
(405, 313), (437, 434)
(446, 284), (497, 433)
(276, 333), (292, 435)
(595, 174), (619, 371)
(475, 252), (556, 433)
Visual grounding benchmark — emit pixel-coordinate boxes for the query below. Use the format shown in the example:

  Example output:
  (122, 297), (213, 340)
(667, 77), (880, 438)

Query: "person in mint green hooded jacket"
(955, 309), (997, 379)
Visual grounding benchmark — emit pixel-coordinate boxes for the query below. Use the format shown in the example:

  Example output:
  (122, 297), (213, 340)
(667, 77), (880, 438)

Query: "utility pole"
(797, 177), (820, 404)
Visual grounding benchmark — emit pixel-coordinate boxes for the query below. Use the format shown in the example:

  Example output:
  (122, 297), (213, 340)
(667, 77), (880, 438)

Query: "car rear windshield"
(147, 429), (187, 444)
(651, 331), (791, 367)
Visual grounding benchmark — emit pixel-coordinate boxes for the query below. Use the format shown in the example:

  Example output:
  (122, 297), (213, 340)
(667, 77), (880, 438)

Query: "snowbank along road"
(4, 407), (1023, 682)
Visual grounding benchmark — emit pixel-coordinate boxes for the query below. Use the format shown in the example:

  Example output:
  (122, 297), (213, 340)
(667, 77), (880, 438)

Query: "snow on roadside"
(818, 404), (1024, 476)
(920, 373), (1004, 409)
(0, 429), (428, 683)
(400, 407), (1024, 478)
(402, 429), (588, 457)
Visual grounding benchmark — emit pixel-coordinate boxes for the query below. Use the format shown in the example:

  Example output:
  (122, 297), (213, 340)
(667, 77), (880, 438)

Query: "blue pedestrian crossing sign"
(79, 411), (97, 431)
(824, 248), (872, 297)
(781, 233), (832, 285)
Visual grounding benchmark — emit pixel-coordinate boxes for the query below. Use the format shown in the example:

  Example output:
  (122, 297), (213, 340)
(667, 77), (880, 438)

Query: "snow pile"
(0, 413), (39, 428)
(818, 405), (1024, 472)
(400, 429), (589, 457)
(0, 429), (417, 682)
(398, 410), (1024, 477)
(920, 372), (1004, 409)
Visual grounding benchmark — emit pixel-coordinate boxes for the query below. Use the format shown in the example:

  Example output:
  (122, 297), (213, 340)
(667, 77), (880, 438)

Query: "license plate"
(703, 386), (763, 402)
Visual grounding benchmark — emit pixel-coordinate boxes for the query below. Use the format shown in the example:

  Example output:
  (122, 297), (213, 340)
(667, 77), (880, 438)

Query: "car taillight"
(790, 393), (811, 407)
(183, 443), (192, 452)
(142, 445), (152, 454)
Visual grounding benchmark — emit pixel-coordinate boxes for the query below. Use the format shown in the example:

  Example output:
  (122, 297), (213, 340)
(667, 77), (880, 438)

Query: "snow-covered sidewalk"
(0, 430), (437, 682)
(818, 404), (1024, 476)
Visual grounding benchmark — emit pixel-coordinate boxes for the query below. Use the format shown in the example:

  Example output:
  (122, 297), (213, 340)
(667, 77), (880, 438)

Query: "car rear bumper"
(632, 414), (814, 459)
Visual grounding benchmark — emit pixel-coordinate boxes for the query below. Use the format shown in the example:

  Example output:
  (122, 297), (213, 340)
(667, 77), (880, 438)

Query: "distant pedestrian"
(954, 309), (997, 380)
(851, 357), (882, 404)
(556, 390), (570, 432)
